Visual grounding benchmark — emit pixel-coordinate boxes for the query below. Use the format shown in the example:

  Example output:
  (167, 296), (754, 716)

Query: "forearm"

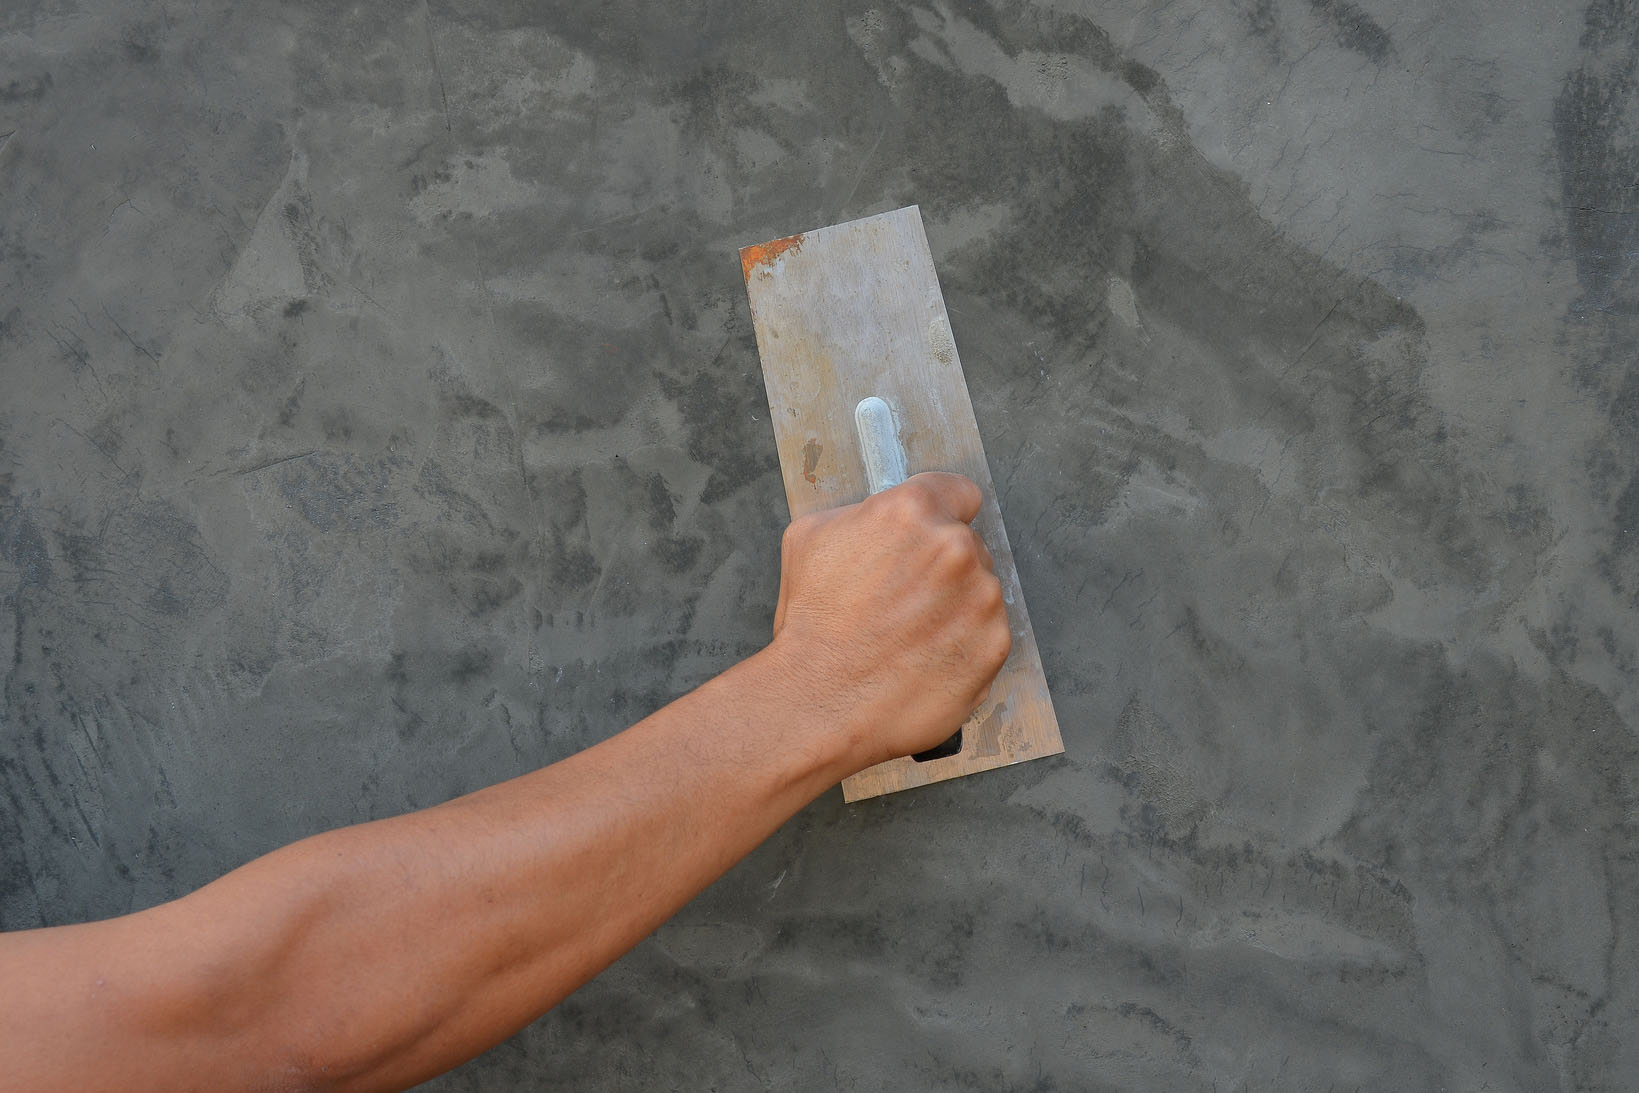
(2, 474), (1008, 1093)
(8, 645), (857, 1092)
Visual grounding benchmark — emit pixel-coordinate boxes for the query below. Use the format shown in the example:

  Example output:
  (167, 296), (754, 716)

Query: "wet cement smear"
(1104, 275), (1143, 333)
(927, 313), (957, 365)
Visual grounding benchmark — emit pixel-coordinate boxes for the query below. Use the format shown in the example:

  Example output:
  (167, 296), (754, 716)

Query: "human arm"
(0, 472), (1011, 1092)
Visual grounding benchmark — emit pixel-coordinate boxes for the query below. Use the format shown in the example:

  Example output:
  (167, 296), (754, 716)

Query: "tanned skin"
(0, 473), (1012, 1092)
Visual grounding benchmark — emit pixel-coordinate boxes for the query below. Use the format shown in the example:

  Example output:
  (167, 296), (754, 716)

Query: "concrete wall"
(2, 1), (1635, 1087)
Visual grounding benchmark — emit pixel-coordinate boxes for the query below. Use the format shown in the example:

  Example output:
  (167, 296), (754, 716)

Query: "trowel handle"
(854, 396), (907, 495)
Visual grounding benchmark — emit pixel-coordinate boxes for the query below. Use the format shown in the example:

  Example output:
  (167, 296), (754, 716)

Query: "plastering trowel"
(740, 206), (1064, 801)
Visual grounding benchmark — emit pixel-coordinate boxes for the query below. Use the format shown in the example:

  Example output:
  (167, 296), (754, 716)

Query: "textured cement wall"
(3, 0), (1637, 1088)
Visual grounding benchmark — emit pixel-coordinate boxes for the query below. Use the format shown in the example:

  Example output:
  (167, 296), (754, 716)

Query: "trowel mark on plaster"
(1105, 276), (1147, 342)
(407, 151), (543, 224)
(429, 24), (598, 129)
(1538, 0), (1639, 759)
(211, 149), (382, 324)
(1308, 0), (1395, 65)
(211, 150), (310, 323)
(904, 6), (1164, 135)
(1006, 766), (1420, 955)
(656, 368), (782, 505)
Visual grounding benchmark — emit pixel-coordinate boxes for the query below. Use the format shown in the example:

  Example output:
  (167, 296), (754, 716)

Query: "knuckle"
(977, 632), (1011, 676)
(991, 621), (1014, 664)
(860, 489), (898, 524)
(977, 571), (1006, 609)
(932, 523), (977, 563)
(883, 484), (933, 521)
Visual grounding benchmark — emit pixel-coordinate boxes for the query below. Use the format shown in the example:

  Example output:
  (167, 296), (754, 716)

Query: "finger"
(903, 471), (983, 524)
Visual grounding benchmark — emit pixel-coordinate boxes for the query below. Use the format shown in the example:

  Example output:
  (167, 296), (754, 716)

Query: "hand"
(767, 472), (1012, 772)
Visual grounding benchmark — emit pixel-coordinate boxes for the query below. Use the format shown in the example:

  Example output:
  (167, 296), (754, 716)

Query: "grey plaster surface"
(2, 0), (1637, 1088)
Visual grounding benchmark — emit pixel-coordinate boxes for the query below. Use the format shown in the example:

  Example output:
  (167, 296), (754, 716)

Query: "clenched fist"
(766, 472), (1012, 773)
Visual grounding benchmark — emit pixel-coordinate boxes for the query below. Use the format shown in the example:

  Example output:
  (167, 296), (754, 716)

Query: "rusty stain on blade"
(801, 438), (823, 484)
(739, 233), (805, 280)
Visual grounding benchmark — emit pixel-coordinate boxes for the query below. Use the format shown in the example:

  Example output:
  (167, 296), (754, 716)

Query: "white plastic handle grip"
(854, 396), (907, 495)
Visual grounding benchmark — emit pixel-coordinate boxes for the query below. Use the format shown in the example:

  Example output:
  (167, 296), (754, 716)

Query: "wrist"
(729, 638), (872, 791)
